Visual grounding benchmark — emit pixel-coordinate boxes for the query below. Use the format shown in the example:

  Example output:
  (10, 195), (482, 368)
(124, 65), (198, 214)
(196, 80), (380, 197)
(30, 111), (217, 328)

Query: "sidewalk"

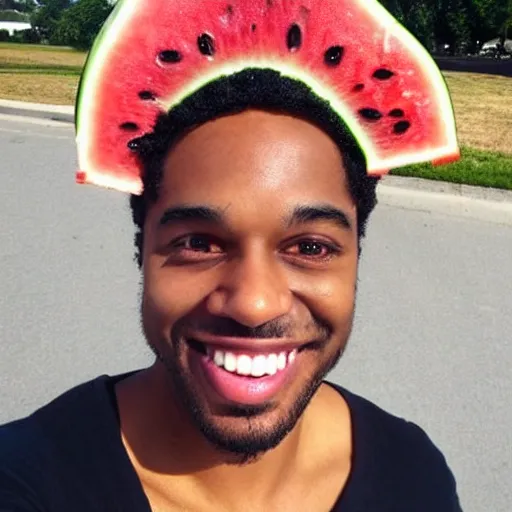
(378, 176), (512, 226)
(0, 99), (74, 124)
(1, 98), (512, 226)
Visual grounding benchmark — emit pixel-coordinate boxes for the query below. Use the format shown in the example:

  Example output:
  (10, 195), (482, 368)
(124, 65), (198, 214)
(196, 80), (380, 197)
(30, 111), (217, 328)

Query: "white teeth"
(266, 354), (278, 375)
(213, 350), (224, 367)
(251, 355), (267, 377)
(224, 352), (237, 372)
(209, 349), (299, 376)
(236, 355), (252, 376)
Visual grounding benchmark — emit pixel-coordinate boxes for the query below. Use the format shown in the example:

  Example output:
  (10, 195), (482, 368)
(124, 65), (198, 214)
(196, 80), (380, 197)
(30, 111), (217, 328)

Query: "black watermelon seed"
(324, 46), (344, 66)
(138, 90), (156, 101)
(226, 4), (234, 15)
(127, 139), (140, 151)
(389, 108), (404, 118)
(393, 121), (411, 134)
(120, 122), (139, 131)
(287, 24), (302, 51)
(266, 0), (273, 6)
(251, 23), (257, 32)
(352, 83), (365, 92)
(198, 33), (215, 56)
(158, 50), (182, 63)
(373, 68), (395, 80)
(359, 108), (383, 121)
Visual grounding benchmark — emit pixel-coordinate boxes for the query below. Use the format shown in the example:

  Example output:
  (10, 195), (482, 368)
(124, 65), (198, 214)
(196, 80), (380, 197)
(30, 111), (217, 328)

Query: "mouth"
(187, 338), (300, 378)
(186, 337), (307, 406)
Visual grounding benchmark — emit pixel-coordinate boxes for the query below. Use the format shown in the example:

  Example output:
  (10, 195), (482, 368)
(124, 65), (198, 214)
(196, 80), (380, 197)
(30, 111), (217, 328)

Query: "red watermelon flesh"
(76, 0), (460, 194)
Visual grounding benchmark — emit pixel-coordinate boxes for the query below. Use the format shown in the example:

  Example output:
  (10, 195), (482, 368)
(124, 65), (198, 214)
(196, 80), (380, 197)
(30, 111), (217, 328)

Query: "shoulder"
(330, 384), (462, 511)
(0, 376), (111, 508)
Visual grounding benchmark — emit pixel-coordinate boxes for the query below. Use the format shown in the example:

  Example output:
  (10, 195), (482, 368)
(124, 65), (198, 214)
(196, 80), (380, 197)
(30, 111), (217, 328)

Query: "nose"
(206, 251), (292, 328)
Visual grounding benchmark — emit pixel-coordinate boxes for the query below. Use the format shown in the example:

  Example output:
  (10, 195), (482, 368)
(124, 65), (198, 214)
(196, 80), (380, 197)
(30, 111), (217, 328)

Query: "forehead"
(156, 110), (354, 217)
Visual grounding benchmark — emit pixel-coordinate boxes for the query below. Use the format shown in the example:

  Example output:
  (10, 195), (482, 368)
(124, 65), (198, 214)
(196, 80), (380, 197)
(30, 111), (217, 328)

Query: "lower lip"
(190, 350), (298, 406)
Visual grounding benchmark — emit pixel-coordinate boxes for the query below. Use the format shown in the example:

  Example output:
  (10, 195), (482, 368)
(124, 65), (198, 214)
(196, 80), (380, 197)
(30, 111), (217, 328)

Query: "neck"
(116, 362), (309, 502)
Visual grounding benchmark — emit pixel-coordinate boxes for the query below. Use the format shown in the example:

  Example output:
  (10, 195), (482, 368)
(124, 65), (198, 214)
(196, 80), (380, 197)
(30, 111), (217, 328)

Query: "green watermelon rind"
(75, 0), (133, 135)
(75, 0), (459, 195)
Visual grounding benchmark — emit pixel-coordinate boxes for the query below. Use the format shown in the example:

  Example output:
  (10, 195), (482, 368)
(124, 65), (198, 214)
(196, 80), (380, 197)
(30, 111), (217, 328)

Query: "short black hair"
(129, 69), (380, 267)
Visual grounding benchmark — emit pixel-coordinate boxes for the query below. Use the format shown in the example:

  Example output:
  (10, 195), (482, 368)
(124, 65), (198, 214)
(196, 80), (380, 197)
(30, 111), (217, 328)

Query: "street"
(0, 117), (511, 512)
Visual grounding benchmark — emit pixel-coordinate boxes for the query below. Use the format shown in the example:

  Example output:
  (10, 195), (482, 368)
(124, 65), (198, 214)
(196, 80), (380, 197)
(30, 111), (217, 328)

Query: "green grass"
(391, 147), (512, 190)
(0, 68), (81, 75)
(0, 42), (77, 52)
(0, 62), (82, 74)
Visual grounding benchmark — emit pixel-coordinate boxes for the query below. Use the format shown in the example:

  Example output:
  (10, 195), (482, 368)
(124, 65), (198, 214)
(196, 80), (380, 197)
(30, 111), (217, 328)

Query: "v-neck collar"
(98, 374), (365, 512)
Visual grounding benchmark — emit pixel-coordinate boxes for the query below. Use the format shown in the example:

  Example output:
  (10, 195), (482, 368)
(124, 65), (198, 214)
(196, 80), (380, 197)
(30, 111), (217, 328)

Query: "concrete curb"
(379, 177), (512, 226)
(0, 99), (74, 124)
(1, 99), (512, 226)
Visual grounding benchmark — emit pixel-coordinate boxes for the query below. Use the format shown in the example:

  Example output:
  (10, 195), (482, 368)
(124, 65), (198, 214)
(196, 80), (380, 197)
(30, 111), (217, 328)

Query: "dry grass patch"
(0, 45), (86, 68)
(0, 73), (80, 105)
(443, 72), (511, 155)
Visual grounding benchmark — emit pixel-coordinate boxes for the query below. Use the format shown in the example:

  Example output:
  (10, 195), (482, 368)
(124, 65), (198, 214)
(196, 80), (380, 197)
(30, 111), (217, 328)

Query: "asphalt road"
(0, 117), (511, 512)
(435, 56), (512, 77)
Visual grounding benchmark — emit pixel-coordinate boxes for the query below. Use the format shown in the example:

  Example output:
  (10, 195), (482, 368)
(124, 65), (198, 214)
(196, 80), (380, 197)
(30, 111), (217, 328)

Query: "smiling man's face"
(140, 110), (359, 458)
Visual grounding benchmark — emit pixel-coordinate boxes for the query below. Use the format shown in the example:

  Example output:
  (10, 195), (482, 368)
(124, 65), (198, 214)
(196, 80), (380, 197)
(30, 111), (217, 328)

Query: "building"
(0, 20), (31, 35)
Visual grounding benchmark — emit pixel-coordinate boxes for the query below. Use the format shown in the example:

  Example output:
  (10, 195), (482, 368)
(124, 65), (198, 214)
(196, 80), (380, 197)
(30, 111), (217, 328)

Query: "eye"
(297, 241), (327, 256)
(170, 235), (224, 255)
(284, 239), (341, 260)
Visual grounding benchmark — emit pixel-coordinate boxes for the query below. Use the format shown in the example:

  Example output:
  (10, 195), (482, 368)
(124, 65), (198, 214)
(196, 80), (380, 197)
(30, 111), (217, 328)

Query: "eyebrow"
(159, 205), (226, 227)
(158, 203), (352, 232)
(287, 204), (353, 231)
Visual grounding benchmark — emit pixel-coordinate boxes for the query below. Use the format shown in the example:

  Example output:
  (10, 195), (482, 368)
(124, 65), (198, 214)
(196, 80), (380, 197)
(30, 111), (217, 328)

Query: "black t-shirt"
(0, 374), (462, 511)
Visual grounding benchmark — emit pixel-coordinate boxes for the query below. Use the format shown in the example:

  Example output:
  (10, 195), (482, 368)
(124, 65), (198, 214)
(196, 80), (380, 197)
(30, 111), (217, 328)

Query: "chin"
(150, 333), (344, 460)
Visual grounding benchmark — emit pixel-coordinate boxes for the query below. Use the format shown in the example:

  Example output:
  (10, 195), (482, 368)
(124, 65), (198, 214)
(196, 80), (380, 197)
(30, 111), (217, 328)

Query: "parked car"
(479, 38), (512, 58)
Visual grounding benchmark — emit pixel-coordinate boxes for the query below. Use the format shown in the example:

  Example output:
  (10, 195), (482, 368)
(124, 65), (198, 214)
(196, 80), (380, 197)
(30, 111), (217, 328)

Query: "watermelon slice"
(75, 0), (460, 195)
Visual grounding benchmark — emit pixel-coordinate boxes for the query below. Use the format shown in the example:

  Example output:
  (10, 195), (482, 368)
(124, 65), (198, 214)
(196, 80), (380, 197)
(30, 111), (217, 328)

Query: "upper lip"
(187, 334), (306, 355)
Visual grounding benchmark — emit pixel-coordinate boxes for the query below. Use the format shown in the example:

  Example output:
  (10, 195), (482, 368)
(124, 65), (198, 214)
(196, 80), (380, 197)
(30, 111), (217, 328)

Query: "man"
(0, 3), (462, 512)
(0, 97), (461, 512)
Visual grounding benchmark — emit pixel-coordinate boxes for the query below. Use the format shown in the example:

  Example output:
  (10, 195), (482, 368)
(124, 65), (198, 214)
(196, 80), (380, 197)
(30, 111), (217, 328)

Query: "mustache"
(175, 315), (332, 342)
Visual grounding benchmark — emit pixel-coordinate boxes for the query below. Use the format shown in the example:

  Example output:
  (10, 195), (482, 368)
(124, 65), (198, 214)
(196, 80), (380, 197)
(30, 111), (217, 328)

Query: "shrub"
(9, 28), (40, 44)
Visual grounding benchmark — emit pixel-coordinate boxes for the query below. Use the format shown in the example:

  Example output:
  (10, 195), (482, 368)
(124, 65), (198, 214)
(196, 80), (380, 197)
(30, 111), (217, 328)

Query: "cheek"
(142, 259), (217, 328)
(317, 279), (356, 336)
(288, 263), (357, 331)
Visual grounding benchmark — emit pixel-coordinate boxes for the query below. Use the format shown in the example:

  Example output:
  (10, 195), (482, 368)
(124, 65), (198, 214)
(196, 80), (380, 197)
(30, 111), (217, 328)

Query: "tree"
(431, 0), (471, 54)
(17, 0), (36, 12)
(379, 0), (510, 54)
(380, 0), (440, 52)
(504, 0), (512, 39)
(53, 0), (113, 50)
(0, 0), (36, 11)
(464, 0), (510, 44)
(380, 1), (435, 50)
(30, 0), (71, 43)
(496, 0), (512, 39)
(0, 9), (30, 21)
